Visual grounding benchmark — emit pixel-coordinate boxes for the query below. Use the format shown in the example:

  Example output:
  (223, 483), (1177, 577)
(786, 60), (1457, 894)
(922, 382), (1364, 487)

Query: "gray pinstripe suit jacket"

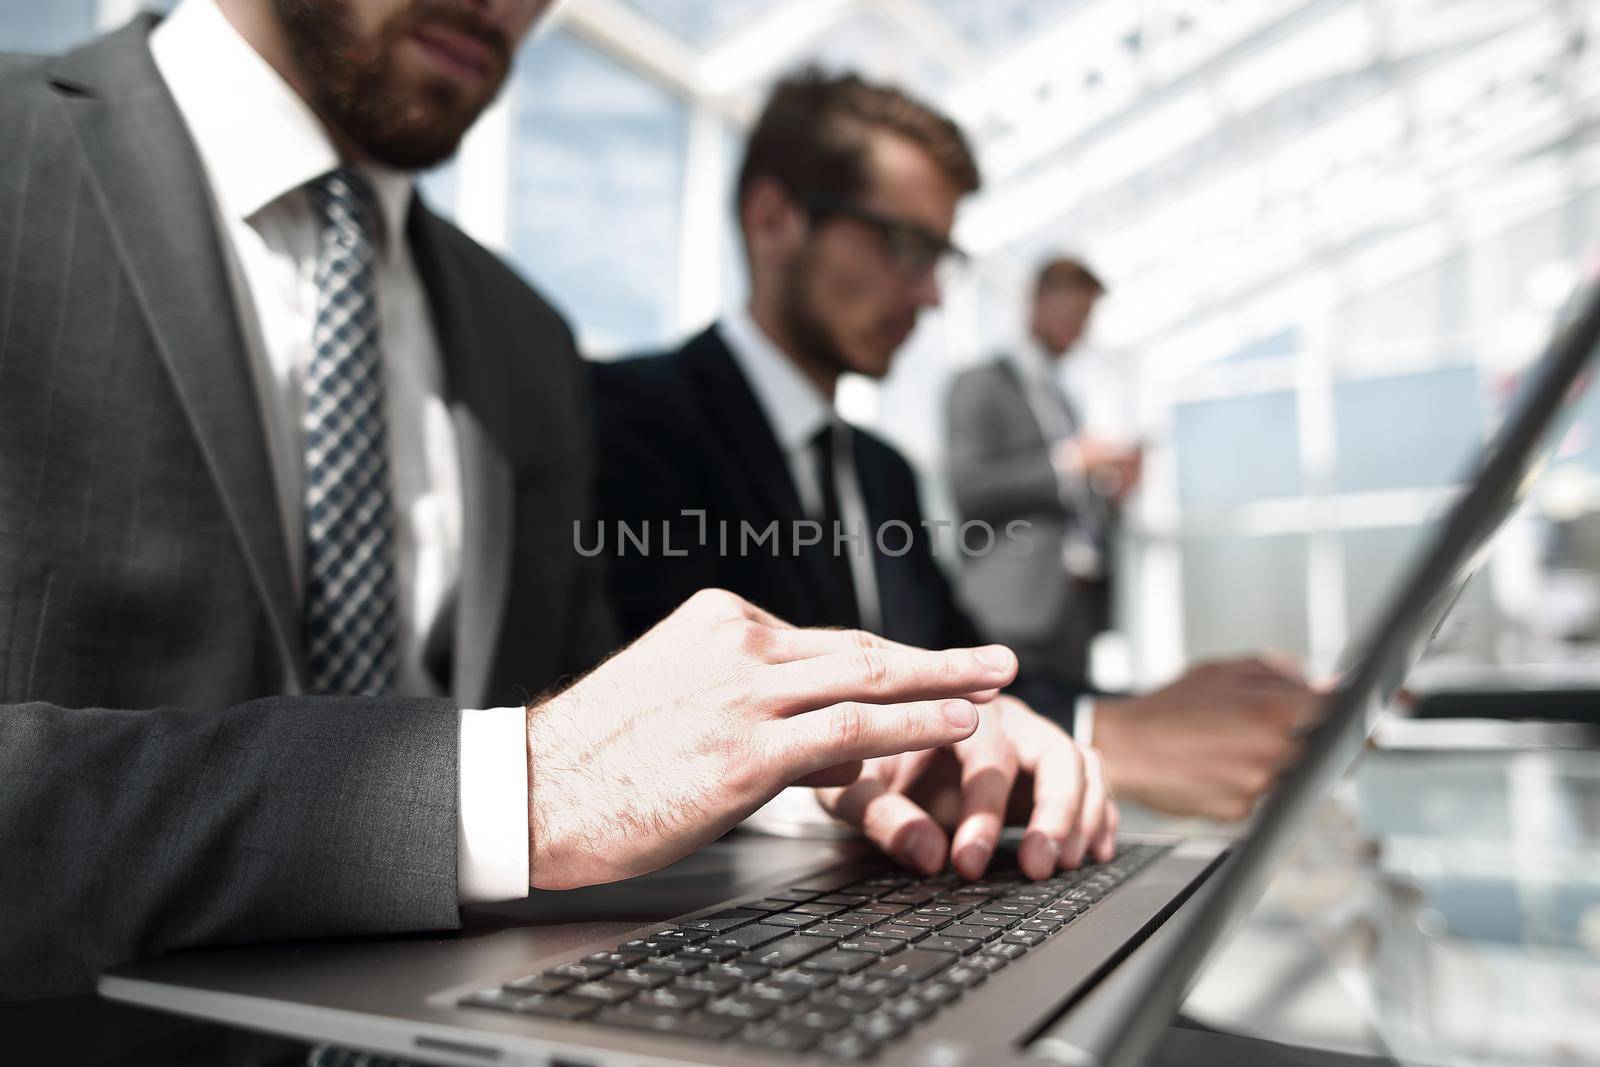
(0, 15), (616, 1020)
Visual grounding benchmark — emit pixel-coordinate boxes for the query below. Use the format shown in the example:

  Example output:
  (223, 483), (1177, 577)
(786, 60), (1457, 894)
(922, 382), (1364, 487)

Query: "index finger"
(760, 644), (1018, 715)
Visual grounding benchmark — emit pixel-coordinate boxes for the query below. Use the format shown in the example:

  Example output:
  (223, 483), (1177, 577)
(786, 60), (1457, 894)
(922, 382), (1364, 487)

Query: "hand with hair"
(1092, 656), (1325, 821)
(816, 694), (1118, 882)
(525, 589), (1019, 889)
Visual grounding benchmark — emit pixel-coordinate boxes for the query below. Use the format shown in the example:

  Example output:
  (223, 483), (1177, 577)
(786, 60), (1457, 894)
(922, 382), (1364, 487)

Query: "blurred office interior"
(10, 0), (1600, 693)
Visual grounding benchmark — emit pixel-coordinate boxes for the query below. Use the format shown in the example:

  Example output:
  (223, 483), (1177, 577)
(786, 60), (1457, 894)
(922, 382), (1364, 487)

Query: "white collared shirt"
(717, 308), (882, 632)
(150, 0), (526, 904)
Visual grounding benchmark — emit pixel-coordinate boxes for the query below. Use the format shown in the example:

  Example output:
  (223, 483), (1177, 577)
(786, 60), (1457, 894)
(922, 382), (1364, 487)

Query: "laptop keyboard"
(459, 843), (1169, 1061)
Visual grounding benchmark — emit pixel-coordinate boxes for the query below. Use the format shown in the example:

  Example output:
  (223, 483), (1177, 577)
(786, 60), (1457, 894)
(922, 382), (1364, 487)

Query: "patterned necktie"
(301, 168), (399, 695)
(812, 424), (862, 630)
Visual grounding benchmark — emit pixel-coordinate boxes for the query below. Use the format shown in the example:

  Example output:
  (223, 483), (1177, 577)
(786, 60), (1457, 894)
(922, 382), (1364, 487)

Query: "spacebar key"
(749, 935), (836, 968)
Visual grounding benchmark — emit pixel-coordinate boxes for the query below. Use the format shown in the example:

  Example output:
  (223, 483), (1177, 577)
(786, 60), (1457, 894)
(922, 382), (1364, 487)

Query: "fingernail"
(975, 645), (1014, 671)
(1023, 832), (1059, 877)
(944, 700), (977, 730)
(907, 828), (944, 873)
(956, 838), (992, 879)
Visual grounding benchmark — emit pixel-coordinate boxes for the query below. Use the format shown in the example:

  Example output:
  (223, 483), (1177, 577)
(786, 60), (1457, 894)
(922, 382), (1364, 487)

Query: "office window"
(1333, 368), (1482, 493)
(0, 0), (99, 54)
(505, 29), (686, 356)
(1181, 534), (1311, 660)
(924, 0), (1088, 53)
(1175, 391), (1303, 508)
(615, 0), (771, 47)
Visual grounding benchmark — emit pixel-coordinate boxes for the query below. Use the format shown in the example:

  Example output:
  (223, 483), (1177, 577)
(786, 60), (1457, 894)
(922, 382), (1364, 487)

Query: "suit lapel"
(683, 329), (855, 623)
(52, 19), (304, 689)
(408, 208), (512, 709)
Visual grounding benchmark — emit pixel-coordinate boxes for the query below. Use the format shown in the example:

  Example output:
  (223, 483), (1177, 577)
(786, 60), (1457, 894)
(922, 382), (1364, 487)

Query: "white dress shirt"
(718, 308), (883, 632)
(150, 0), (526, 904)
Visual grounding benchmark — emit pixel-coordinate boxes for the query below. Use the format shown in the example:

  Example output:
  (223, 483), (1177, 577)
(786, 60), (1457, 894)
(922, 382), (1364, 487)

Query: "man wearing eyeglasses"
(593, 68), (1322, 855)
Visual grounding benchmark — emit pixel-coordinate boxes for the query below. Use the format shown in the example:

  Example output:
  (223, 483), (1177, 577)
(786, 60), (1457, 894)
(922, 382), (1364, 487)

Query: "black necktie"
(812, 424), (861, 629)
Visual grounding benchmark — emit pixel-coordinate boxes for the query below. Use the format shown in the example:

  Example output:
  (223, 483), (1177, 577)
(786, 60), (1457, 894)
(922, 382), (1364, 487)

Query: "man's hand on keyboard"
(814, 695), (1117, 882)
(524, 589), (1020, 890)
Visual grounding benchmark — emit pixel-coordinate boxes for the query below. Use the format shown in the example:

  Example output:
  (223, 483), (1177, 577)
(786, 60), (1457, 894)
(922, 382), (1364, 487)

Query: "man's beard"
(272, 0), (511, 171)
(778, 244), (856, 383)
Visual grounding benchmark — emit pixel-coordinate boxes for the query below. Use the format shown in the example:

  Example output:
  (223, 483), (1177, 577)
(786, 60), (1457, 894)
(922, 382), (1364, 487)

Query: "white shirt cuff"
(456, 706), (530, 904)
(1073, 695), (1097, 747)
(742, 787), (857, 839)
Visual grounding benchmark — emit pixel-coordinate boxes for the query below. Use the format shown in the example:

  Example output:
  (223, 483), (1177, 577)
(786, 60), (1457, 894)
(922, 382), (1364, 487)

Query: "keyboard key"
(970, 953), (1011, 975)
(746, 981), (809, 1006)
(983, 942), (1027, 961)
(854, 901), (910, 916)
(709, 923), (792, 950)
(814, 893), (871, 906)
(748, 934), (834, 968)
(790, 902), (846, 918)
(675, 943), (743, 963)
(800, 921), (860, 941)
(549, 960), (614, 981)
(884, 996), (935, 1023)
(682, 908), (768, 933)
(871, 923), (930, 942)
(741, 898), (796, 912)
(825, 912), (880, 928)
(567, 980), (639, 1005)
(920, 935), (982, 956)
(813, 989), (884, 1014)
(782, 1003), (854, 1031)
(917, 902), (976, 919)
(764, 967), (835, 993)
(801, 950), (876, 974)
(853, 1011), (909, 1043)
(984, 902), (1037, 917)
(514, 994), (599, 1021)
(756, 911), (815, 928)
(939, 923), (1001, 942)
(674, 972), (742, 996)
(880, 890), (937, 905)
(593, 1007), (738, 1040)
(1020, 918), (1063, 934)
(818, 1032), (882, 1062)
(838, 936), (906, 956)
(770, 888), (824, 903)
(894, 914), (950, 930)
(837, 974), (910, 998)
(944, 964), (987, 988)
(651, 927), (711, 944)
(459, 988), (532, 1012)
(638, 955), (706, 977)
(706, 961), (771, 983)
(586, 951), (647, 968)
(503, 973), (575, 995)
(740, 1021), (823, 1052)
(1002, 929), (1048, 947)
(959, 912), (1018, 929)
(705, 994), (780, 1022)
(918, 981), (962, 1005)
(608, 968), (675, 990)
(634, 986), (707, 1012)
(868, 948), (957, 983)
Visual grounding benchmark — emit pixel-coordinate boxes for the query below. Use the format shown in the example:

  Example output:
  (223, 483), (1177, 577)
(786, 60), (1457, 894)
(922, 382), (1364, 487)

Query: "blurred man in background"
(593, 69), (1321, 831)
(946, 257), (1139, 687)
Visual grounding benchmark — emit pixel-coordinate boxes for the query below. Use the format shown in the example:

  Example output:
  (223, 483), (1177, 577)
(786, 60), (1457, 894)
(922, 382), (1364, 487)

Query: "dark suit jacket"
(0, 15), (614, 1045)
(591, 327), (1085, 717)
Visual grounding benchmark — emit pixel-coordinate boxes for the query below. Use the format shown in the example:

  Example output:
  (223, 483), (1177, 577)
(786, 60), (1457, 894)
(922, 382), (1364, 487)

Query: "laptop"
(100, 261), (1600, 1067)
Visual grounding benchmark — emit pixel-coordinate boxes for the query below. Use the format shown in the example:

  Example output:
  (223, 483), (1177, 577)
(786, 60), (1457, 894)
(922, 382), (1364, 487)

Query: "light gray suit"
(0, 16), (614, 1056)
(946, 359), (1113, 684)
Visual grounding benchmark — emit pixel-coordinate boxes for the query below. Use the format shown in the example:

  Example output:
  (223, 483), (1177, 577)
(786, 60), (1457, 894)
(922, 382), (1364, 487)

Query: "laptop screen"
(1099, 258), (1600, 1067)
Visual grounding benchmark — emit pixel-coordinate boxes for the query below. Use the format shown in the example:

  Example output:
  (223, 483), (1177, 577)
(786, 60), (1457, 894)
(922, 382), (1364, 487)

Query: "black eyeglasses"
(798, 191), (967, 279)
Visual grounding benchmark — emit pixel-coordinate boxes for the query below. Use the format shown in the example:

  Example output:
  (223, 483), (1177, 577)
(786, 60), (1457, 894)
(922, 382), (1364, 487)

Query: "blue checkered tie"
(302, 168), (399, 696)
